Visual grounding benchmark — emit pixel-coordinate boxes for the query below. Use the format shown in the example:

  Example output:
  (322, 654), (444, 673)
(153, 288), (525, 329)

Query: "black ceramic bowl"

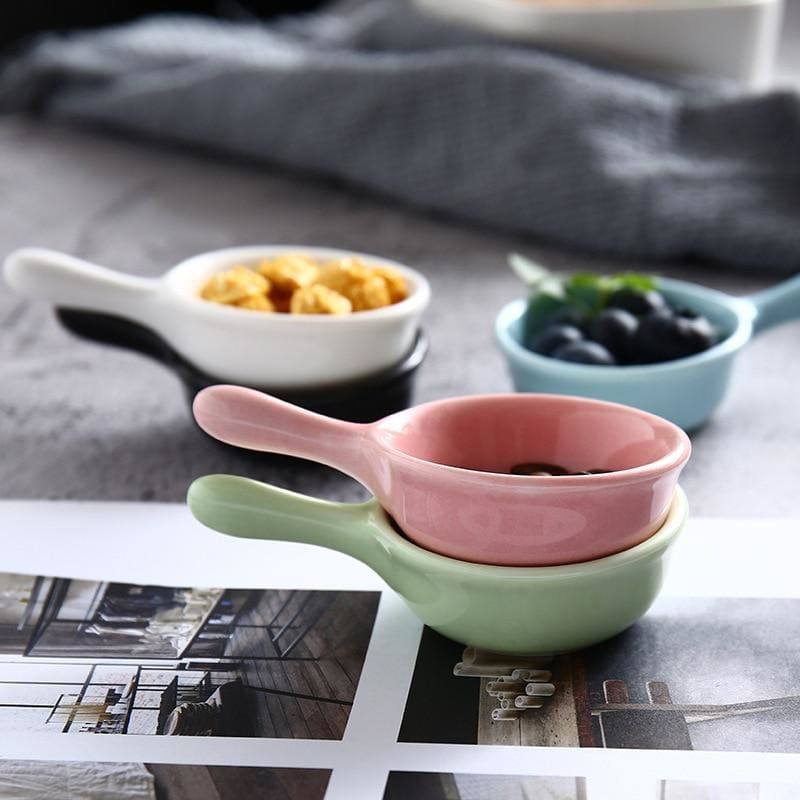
(56, 308), (428, 423)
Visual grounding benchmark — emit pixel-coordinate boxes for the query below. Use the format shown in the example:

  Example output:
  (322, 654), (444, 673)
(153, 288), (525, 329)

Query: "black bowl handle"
(55, 308), (177, 367)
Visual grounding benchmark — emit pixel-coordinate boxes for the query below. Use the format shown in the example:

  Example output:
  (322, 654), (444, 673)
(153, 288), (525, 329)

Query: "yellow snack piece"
(349, 274), (392, 311)
(237, 294), (275, 312)
(371, 266), (408, 303)
(200, 266), (270, 305)
(316, 257), (370, 297)
(198, 254), (410, 314)
(290, 284), (353, 315)
(258, 254), (320, 292)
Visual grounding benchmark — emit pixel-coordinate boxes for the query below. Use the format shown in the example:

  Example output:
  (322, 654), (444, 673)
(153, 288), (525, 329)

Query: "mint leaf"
(524, 292), (568, 339)
(510, 251), (661, 338)
(564, 273), (605, 316)
(612, 273), (658, 292)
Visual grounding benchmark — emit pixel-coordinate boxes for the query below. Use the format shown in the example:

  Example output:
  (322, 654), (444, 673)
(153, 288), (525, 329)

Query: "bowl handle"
(746, 273), (800, 335)
(3, 248), (159, 323)
(187, 474), (388, 572)
(193, 385), (373, 486)
(56, 308), (176, 365)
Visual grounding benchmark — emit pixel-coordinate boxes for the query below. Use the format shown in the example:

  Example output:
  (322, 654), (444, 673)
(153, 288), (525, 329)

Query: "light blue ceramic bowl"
(496, 275), (800, 431)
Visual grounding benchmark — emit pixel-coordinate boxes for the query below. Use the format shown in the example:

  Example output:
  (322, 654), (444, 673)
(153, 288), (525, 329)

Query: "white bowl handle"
(3, 247), (159, 324)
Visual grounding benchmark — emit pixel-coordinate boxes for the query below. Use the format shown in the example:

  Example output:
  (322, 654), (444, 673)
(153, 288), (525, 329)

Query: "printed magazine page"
(1, 500), (799, 800)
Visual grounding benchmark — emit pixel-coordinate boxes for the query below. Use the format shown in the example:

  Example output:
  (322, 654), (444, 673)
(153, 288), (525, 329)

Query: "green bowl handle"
(187, 474), (382, 565)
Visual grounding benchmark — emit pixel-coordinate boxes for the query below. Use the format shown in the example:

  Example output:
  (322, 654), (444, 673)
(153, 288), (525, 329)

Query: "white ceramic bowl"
(3, 246), (431, 389)
(414, 0), (783, 85)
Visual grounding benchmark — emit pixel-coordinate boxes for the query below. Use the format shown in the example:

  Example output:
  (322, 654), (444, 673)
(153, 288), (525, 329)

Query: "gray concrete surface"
(1, 6), (799, 516)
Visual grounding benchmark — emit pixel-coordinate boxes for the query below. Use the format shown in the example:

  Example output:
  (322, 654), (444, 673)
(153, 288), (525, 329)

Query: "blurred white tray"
(413, 0), (784, 85)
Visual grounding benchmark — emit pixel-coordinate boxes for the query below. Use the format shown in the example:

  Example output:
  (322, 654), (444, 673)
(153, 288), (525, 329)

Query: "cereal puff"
(198, 253), (409, 315)
(237, 294), (275, 312)
(200, 266), (270, 305)
(371, 266), (408, 304)
(348, 274), (392, 311)
(290, 284), (352, 315)
(258, 254), (320, 293)
(316, 257), (369, 298)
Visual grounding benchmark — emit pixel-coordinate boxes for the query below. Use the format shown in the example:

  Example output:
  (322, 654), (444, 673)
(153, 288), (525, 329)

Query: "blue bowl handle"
(746, 274), (800, 335)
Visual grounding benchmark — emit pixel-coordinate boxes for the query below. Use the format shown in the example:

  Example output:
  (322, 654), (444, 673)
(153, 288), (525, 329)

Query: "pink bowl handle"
(193, 385), (373, 485)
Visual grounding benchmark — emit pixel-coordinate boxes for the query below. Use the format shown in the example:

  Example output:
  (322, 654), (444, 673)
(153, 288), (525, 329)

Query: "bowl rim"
(372, 485), (688, 577)
(375, 391), (691, 486)
(495, 276), (753, 378)
(163, 244), (431, 325)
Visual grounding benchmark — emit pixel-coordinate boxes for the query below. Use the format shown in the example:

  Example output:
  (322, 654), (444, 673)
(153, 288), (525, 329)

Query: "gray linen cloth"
(1, 0), (799, 270)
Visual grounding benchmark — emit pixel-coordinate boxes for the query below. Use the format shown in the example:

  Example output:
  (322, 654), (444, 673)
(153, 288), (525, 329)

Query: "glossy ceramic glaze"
(3, 246), (431, 388)
(193, 388), (691, 566)
(187, 476), (688, 654)
(496, 275), (800, 431)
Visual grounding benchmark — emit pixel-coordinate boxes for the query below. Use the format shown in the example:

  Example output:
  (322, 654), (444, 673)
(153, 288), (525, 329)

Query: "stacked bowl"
(188, 388), (691, 655)
(3, 246), (432, 422)
(5, 243), (694, 655)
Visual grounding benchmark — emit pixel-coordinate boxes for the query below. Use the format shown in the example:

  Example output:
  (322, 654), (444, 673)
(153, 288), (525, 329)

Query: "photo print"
(381, 777), (800, 800)
(660, 780), (800, 800)
(400, 597), (800, 752)
(383, 772), (586, 800)
(0, 760), (330, 800)
(0, 572), (379, 738)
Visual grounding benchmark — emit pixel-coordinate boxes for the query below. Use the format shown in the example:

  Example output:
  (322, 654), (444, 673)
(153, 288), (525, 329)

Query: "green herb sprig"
(509, 253), (658, 336)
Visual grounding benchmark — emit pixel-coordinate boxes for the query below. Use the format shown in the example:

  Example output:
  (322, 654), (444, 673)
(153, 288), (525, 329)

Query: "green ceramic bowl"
(187, 476), (688, 655)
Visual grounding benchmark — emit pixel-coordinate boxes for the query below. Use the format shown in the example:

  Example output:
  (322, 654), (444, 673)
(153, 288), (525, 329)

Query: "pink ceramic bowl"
(193, 388), (691, 566)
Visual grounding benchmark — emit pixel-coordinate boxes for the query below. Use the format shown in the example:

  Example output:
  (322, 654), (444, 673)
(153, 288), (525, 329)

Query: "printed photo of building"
(0, 573), (379, 738)
(400, 597), (800, 752)
(0, 760), (330, 800)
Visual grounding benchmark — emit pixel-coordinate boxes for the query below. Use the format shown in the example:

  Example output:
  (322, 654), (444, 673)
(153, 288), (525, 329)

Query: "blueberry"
(607, 287), (667, 316)
(526, 324), (584, 356)
(672, 313), (715, 353)
(549, 307), (588, 332)
(635, 309), (716, 363)
(510, 462), (569, 476)
(551, 340), (617, 365)
(588, 308), (639, 363)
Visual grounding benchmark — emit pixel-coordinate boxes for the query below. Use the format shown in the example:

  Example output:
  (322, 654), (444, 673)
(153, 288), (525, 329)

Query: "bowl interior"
(501, 277), (747, 371)
(379, 394), (686, 476)
(163, 245), (429, 320)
